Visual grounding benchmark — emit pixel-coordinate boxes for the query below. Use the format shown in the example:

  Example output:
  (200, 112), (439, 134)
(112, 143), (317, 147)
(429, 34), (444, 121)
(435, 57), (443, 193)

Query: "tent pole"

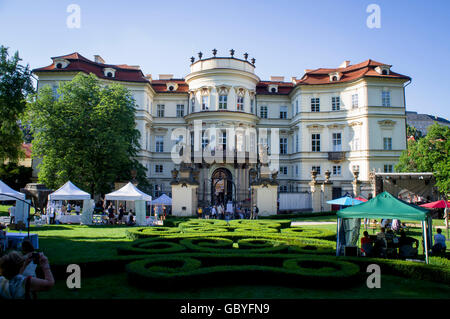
(336, 218), (340, 256)
(422, 221), (429, 264)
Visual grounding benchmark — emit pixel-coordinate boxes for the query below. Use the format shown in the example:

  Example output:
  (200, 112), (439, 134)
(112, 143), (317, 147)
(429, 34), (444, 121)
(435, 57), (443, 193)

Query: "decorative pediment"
(216, 85), (231, 95)
(234, 87), (246, 97)
(326, 123), (346, 129)
(306, 124), (325, 130)
(152, 127), (168, 133)
(378, 120), (396, 127)
(348, 121), (363, 127)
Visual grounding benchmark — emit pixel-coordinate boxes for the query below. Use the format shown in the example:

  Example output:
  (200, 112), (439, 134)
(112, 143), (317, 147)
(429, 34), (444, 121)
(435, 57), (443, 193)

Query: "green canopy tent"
(336, 191), (433, 263)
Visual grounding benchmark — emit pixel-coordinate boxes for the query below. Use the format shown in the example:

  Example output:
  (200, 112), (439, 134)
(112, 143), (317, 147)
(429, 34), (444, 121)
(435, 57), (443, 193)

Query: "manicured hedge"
(237, 238), (282, 249)
(281, 227), (336, 240)
(126, 227), (181, 240)
(181, 226), (231, 233)
(178, 219), (228, 228)
(233, 227), (279, 233)
(260, 212), (336, 219)
(117, 239), (187, 255)
(180, 237), (234, 250)
(342, 256), (450, 285)
(125, 253), (361, 290)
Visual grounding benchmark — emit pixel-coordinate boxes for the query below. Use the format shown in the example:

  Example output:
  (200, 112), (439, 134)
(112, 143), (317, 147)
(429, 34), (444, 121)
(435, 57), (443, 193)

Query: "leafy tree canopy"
(396, 123), (450, 195)
(0, 46), (34, 162)
(26, 73), (148, 196)
(406, 124), (423, 140)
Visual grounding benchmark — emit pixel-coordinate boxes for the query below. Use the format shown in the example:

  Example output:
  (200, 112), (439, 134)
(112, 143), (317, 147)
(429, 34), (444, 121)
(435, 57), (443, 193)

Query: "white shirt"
(9, 207), (15, 217)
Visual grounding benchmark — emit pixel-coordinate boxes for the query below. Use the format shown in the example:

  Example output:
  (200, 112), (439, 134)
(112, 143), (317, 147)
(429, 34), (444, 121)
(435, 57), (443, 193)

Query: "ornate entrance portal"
(211, 168), (233, 205)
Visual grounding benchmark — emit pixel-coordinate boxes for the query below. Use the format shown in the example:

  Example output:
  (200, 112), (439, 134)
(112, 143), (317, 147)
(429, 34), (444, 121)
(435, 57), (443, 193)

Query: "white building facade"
(33, 52), (411, 210)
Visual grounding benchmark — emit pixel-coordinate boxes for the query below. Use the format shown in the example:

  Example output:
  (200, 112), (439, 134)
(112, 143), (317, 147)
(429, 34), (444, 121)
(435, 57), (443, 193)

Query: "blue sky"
(1, 0), (449, 119)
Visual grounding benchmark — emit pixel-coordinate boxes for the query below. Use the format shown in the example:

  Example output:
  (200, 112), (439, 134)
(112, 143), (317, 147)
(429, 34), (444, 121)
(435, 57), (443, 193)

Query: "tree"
(0, 162), (32, 191)
(0, 46), (34, 162)
(396, 123), (450, 195)
(26, 73), (148, 196)
(406, 124), (423, 140)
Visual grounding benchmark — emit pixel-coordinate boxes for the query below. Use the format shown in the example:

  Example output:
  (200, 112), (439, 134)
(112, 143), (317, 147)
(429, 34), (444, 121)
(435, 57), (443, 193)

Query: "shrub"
(117, 239), (187, 255)
(178, 220), (227, 228)
(233, 227), (279, 233)
(281, 227), (336, 240)
(126, 227), (181, 240)
(180, 237), (234, 251)
(229, 220), (282, 229)
(237, 238), (282, 249)
(181, 226), (230, 233)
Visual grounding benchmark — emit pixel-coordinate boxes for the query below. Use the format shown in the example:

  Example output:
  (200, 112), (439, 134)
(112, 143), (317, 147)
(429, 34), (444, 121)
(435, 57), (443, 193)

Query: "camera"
(32, 252), (40, 264)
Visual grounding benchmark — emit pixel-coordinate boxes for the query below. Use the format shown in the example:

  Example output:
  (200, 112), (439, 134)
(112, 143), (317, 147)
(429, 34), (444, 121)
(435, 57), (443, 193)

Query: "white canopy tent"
(48, 181), (94, 225)
(105, 182), (152, 226)
(0, 179), (29, 226)
(151, 194), (172, 206)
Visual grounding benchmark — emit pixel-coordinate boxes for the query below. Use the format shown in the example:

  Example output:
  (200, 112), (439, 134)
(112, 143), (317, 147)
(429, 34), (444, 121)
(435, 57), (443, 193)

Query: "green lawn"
(4, 221), (449, 299)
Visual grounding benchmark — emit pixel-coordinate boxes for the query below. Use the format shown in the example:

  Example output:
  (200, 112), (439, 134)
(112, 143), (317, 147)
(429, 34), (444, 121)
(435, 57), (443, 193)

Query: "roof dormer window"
(268, 84), (278, 93)
(375, 65), (391, 75)
(53, 58), (69, 69)
(329, 72), (342, 82)
(166, 82), (178, 92)
(103, 67), (116, 78)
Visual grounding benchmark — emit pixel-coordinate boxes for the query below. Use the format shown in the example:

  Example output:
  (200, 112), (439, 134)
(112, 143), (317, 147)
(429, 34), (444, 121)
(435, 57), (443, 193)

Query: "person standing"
(211, 205), (217, 219)
(74, 204), (81, 215)
(197, 206), (203, 219)
(8, 203), (16, 224)
(118, 204), (125, 224)
(252, 204), (259, 220)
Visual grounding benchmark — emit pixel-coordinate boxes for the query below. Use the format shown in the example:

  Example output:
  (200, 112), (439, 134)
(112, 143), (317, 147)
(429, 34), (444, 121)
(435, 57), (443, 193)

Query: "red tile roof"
(32, 52), (149, 83)
(151, 79), (189, 93)
(296, 59), (410, 86)
(256, 81), (294, 95)
(21, 143), (32, 158)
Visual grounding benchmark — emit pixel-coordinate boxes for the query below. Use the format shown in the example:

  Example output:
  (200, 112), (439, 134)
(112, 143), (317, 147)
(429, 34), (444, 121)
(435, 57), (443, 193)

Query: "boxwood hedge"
(281, 227), (336, 240)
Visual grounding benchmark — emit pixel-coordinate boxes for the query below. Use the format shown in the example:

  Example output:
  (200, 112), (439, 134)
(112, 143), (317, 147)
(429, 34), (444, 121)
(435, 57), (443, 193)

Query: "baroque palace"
(33, 50), (410, 214)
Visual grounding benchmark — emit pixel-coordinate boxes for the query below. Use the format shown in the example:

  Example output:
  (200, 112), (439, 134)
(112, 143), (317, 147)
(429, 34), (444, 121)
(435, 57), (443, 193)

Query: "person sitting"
(0, 251), (54, 299)
(432, 228), (447, 255)
(398, 231), (419, 259)
(0, 224), (6, 253)
(360, 231), (373, 256)
(127, 211), (135, 226)
(374, 227), (388, 257)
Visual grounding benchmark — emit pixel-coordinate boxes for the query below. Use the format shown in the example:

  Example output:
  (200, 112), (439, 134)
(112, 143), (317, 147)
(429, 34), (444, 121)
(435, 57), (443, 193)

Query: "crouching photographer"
(0, 248), (55, 299)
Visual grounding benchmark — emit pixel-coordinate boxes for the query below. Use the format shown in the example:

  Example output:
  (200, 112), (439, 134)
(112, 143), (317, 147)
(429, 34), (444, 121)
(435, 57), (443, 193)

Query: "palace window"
(311, 98), (320, 112)
(382, 90), (391, 107)
(219, 131), (227, 150)
(383, 137), (392, 150)
(352, 94), (359, 108)
(280, 185), (288, 192)
(384, 164), (393, 173)
(311, 134), (321, 152)
(155, 165), (163, 173)
(333, 165), (341, 175)
(260, 106), (268, 118)
(295, 164), (299, 176)
(332, 133), (342, 152)
(219, 94), (227, 109)
(280, 166), (288, 175)
(237, 96), (244, 111)
(332, 96), (340, 111)
(295, 133), (299, 152)
(191, 97), (195, 112)
(280, 106), (287, 119)
(176, 104), (184, 117)
(155, 136), (164, 152)
(202, 134), (209, 149)
(202, 96), (208, 110)
(296, 100), (299, 114)
(312, 166), (321, 175)
(250, 99), (254, 113)
(280, 137), (288, 154)
(157, 104), (165, 117)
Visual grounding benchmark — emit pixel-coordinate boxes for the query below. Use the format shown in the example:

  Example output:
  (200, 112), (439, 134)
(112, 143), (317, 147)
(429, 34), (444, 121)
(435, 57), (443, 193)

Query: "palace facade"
(33, 51), (410, 210)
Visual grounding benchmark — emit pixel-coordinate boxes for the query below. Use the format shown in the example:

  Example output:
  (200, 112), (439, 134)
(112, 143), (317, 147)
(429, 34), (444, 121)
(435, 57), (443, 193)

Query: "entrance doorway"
(211, 168), (233, 205)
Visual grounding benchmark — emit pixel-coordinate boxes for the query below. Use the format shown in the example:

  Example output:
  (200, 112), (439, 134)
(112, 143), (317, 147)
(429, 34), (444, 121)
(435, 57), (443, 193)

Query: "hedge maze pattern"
(116, 219), (370, 290)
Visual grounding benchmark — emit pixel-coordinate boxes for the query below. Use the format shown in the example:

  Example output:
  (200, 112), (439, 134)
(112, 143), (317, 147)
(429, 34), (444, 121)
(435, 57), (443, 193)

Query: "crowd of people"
(197, 201), (259, 221)
(94, 201), (136, 225)
(360, 218), (447, 259)
(0, 239), (54, 299)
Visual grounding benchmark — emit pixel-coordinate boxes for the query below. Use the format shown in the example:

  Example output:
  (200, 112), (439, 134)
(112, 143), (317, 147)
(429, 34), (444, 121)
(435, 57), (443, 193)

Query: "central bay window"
(280, 106), (287, 119)
(311, 134), (321, 152)
(384, 164), (393, 173)
(155, 165), (163, 173)
(311, 98), (320, 112)
(333, 165), (341, 175)
(219, 94), (227, 109)
(332, 133), (342, 151)
(312, 166), (321, 175)
(280, 137), (288, 154)
(219, 131), (227, 150)
(155, 136), (164, 152)
(237, 96), (244, 111)
(202, 96), (208, 110)
(332, 96), (340, 111)
(280, 166), (288, 175)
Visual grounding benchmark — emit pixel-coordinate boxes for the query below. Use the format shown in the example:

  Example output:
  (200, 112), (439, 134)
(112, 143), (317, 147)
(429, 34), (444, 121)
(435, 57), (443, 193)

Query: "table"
(6, 233), (39, 250)
(57, 215), (81, 224)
